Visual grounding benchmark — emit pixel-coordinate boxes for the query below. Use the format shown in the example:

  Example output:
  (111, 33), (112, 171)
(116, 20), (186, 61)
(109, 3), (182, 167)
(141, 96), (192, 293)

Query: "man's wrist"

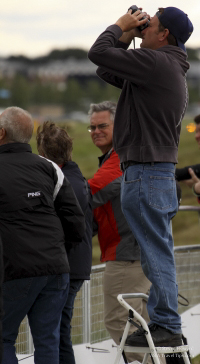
(115, 21), (126, 32)
(118, 29), (136, 44)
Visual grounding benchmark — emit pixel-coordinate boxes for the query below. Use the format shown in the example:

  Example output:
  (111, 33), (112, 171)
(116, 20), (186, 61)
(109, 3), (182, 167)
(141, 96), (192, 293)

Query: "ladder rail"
(114, 293), (191, 364)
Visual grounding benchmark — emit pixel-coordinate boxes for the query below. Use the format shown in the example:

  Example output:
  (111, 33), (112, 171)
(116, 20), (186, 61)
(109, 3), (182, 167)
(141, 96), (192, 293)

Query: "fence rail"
(15, 206), (200, 355)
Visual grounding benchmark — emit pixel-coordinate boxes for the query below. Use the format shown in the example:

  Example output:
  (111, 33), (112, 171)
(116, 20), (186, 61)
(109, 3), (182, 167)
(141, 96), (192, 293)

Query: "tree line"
(0, 46), (199, 111)
(0, 75), (121, 111)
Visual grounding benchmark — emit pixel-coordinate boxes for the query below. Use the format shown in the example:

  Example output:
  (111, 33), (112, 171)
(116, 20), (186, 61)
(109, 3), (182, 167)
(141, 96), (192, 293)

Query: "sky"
(0, 0), (200, 58)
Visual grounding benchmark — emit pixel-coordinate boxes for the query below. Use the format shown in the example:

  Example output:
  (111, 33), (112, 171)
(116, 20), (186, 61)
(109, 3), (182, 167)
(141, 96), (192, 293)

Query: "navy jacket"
(62, 162), (92, 280)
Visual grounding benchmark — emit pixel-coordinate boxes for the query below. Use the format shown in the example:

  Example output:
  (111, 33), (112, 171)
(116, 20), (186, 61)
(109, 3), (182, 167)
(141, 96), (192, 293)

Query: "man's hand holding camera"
(115, 7), (149, 44)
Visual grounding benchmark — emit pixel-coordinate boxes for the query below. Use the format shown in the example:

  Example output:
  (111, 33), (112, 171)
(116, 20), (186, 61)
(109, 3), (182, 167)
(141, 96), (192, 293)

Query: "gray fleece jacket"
(88, 24), (190, 163)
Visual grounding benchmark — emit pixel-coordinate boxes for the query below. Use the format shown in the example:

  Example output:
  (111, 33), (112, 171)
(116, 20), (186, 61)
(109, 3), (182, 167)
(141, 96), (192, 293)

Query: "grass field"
(30, 116), (200, 266)
(192, 354), (200, 364)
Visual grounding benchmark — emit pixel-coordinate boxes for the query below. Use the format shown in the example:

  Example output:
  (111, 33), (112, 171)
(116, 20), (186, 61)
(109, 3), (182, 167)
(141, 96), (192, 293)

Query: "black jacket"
(0, 143), (85, 282)
(88, 25), (190, 163)
(62, 162), (92, 280)
(176, 164), (200, 181)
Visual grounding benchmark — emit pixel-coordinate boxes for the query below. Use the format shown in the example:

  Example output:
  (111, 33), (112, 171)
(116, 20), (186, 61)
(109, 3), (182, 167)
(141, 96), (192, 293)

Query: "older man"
(0, 107), (85, 364)
(88, 6), (193, 347)
(88, 101), (151, 363)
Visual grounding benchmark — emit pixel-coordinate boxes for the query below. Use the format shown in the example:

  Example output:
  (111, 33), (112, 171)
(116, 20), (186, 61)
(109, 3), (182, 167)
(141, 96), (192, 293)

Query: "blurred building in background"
(0, 47), (200, 120)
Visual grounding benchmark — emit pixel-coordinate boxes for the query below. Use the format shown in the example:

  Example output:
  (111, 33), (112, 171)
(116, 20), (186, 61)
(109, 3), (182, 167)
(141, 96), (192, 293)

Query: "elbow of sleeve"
(88, 49), (99, 65)
(96, 67), (102, 77)
(71, 218), (86, 242)
(78, 219), (86, 240)
(88, 49), (94, 62)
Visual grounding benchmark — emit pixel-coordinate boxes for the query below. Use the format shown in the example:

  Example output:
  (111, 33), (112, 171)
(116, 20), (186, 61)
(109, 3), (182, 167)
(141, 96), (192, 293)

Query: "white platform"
(181, 303), (200, 358)
(17, 339), (124, 364)
(17, 304), (200, 363)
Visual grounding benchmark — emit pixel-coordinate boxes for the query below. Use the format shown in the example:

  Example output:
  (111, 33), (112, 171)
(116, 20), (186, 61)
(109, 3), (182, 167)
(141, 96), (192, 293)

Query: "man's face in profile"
(140, 15), (161, 50)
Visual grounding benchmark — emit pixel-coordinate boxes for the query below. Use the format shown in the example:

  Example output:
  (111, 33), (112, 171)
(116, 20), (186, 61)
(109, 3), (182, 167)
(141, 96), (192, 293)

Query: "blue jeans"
(2, 274), (69, 364)
(121, 163), (181, 334)
(59, 279), (84, 364)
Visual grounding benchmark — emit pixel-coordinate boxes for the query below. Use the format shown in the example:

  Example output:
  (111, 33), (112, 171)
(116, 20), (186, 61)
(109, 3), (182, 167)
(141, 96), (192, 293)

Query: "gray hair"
(0, 107), (34, 143)
(88, 101), (117, 122)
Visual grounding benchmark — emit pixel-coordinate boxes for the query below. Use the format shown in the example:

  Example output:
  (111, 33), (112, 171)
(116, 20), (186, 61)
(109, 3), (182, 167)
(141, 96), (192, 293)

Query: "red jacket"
(88, 149), (139, 262)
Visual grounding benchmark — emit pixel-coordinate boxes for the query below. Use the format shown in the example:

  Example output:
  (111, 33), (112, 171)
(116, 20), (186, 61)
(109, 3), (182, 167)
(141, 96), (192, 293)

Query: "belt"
(120, 161), (141, 171)
(120, 161), (155, 171)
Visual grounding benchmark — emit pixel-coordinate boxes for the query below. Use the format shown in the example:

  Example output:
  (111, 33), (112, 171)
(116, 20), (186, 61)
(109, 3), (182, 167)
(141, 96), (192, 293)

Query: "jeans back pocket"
(149, 176), (174, 210)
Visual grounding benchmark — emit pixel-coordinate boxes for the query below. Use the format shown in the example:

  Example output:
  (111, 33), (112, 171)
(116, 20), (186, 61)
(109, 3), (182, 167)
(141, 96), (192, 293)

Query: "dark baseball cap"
(156, 7), (193, 52)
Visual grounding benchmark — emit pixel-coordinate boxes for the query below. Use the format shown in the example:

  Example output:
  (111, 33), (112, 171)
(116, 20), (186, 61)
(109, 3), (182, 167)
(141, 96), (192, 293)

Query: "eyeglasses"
(87, 123), (112, 132)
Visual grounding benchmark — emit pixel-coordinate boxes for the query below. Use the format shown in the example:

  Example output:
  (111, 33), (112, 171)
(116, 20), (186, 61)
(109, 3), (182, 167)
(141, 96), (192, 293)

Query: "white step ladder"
(114, 293), (190, 364)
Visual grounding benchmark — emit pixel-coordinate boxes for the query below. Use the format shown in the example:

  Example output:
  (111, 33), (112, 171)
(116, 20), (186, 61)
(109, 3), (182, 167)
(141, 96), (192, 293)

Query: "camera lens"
(128, 5), (149, 31)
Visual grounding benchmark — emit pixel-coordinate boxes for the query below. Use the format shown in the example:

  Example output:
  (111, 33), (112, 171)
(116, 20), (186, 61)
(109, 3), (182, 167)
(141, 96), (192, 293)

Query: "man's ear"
(159, 28), (169, 43)
(0, 128), (6, 141)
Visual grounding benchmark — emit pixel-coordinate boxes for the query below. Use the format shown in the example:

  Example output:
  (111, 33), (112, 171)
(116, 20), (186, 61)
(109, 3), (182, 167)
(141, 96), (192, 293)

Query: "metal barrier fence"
(15, 207), (200, 355)
(175, 244), (200, 314)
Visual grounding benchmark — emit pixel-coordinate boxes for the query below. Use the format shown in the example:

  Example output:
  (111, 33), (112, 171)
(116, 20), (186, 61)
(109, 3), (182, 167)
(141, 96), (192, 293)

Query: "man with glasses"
(88, 6), (193, 347)
(88, 101), (151, 363)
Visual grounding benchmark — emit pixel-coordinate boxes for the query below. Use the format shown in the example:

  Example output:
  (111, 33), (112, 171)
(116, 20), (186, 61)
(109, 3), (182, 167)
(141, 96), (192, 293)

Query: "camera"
(128, 5), (149, 31)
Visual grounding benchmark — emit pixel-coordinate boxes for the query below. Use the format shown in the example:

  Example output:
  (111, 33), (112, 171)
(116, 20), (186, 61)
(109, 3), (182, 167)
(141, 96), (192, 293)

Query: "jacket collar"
(0, 142), (32, 154)
(98, 147), (113, 167)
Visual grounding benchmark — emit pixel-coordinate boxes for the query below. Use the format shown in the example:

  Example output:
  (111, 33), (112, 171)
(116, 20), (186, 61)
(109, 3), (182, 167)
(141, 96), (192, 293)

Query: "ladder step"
(124, 345), (189, 354)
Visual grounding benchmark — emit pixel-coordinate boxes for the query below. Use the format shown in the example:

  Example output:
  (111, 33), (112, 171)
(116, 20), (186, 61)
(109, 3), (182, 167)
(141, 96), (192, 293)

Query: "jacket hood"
(156, 45), (190, 73)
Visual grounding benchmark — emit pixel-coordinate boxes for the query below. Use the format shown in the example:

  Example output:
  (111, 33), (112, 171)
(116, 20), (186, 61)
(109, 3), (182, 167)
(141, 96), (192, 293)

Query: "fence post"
(28, 326), (34, 354)
(82, 280), (91, 343)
